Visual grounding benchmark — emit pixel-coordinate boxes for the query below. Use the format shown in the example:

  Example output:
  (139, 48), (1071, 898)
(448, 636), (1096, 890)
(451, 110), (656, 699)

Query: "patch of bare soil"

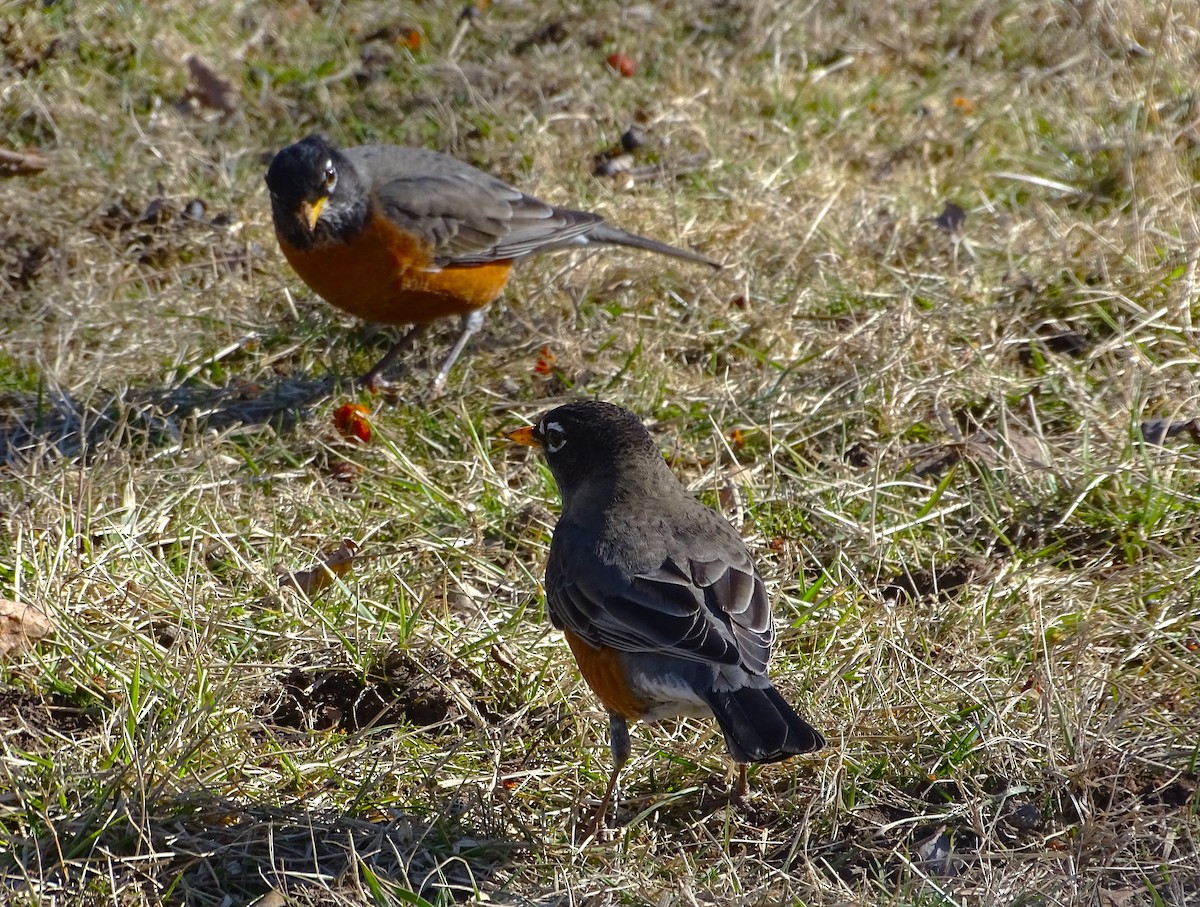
(258, 649), (488, 734)
(0, 224), (55, 295)
(90, 194), (252, 278)
(881, 556), (998, 602)
(0, 687), (99, 750)
(794, 761), (1198, 898)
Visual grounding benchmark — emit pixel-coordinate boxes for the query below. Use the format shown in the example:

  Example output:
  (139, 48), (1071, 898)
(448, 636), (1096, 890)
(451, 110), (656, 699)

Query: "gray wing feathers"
(546, 516), (774, 674)
(347, 145), (601, 266)
(344, 145), (716, 268)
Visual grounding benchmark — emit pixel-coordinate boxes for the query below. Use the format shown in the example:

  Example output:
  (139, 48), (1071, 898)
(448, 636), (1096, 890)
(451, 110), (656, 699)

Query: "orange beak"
(504, 425), (540, 448)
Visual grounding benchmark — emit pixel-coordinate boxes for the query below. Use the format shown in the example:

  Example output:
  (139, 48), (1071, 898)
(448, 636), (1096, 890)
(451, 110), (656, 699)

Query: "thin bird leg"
(734, 763), (749, 800)
(429, 306), (489, 397)
(588, 712), (630, 835)
(361, 323), (426, 392)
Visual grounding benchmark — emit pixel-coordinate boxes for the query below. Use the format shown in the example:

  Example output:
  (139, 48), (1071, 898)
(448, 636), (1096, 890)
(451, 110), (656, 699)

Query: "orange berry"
(606, 52), (636, 78)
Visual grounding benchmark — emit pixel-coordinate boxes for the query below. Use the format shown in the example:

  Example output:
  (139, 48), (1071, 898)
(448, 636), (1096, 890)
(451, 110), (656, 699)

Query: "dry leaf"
(277, 539), (360, 596)
(332, 402), (372, 443)
(185, 54), (239, 115)
(533, 344), (556, 376)
(1100, 889), (1144, 907)
(252, 890), (288, 907)
(0, 599), (54, 656)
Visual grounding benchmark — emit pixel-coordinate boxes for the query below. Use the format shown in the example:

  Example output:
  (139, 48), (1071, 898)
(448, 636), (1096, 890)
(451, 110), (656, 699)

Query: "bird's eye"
(322, 161), (337, 192)
(541, 421), (567, 454)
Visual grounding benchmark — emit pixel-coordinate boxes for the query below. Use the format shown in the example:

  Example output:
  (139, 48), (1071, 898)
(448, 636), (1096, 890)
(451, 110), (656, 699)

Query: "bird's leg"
(429, 306), (489, 397)
(734, 763), (749, 800)
(587, 712), (630, 835)
(361, 324), (426, 393)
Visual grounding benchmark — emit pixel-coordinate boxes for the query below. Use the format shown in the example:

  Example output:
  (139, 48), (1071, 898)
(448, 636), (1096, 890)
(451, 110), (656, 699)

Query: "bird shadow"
(1, 373), (341, 466)
(0, 783), (523, 906)
(0, 683), (525, 906)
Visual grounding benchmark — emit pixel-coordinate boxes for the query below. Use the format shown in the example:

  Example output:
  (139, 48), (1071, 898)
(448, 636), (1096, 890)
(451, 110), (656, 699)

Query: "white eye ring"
(542, 420), (566, 453)
(322, 160), (337, 192)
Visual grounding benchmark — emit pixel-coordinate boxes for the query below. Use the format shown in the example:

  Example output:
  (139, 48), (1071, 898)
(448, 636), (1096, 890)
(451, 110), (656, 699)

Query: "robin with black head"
(506, 401), (824, 829)
(265, 135), (720, 394)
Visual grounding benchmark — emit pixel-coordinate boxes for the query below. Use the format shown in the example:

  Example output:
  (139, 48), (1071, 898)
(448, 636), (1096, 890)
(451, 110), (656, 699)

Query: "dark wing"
(346, 145), (601, 266)
(546, 517), (774, 674)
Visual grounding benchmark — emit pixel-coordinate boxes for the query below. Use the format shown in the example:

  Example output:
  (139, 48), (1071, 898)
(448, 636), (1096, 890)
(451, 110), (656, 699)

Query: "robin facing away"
(265, 135), (720, 394)
(506, 401), (824, 829)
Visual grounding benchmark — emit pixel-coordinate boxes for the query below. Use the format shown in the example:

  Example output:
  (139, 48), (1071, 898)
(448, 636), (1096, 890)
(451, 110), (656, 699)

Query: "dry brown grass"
(2, 0), (1199, 904)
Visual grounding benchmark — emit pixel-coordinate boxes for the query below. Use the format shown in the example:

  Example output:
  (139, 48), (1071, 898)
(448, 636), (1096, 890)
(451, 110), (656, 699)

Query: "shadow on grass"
(0, 786), (522, 906)
(0, 374), (339, 465)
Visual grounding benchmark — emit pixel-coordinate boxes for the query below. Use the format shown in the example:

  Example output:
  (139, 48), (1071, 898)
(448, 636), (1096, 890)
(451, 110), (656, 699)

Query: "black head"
(509, 401), (663, 501)
(265, 134), (363, 242)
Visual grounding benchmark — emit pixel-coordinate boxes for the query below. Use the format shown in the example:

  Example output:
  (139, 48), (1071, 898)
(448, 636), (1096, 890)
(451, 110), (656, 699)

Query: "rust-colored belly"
(278, 211), (514, 325)
(563, 629), (649, 720)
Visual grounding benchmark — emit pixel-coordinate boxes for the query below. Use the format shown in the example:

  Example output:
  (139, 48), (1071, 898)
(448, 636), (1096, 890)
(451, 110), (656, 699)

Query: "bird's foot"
(575, 802), (617, 845)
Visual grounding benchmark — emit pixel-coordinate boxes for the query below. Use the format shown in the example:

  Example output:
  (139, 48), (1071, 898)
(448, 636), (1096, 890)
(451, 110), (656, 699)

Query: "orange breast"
(563, 629), (649, 720)
(278, 210), (514, 326)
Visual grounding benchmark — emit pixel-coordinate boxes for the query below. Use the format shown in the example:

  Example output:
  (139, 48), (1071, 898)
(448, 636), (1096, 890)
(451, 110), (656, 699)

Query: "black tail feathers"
(703, 683), (824, 764)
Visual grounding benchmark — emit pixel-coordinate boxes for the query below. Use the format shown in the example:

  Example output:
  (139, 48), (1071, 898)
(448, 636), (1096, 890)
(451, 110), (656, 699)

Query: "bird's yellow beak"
(298, 197), (327, 231)
(504, 425), (540, 448)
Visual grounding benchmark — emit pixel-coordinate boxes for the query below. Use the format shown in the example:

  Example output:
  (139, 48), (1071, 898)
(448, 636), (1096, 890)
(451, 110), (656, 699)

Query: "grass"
(2, 0), (1199, 904)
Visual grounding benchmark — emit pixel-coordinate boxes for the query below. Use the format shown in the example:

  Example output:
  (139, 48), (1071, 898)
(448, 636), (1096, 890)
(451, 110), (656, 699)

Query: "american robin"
(265, 135), (720, 393)
(506, 401), (824, 828)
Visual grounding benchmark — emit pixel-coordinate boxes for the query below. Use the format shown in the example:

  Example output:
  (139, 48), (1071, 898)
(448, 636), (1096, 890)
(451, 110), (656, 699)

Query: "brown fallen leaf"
(0, 148), (50, 178)
(0, 599), (54, 656)
(185, 54), (239, 115)
(276, 539), (360, 597)
(332, 402), (372, 443)
(252, 890), (288, 907)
